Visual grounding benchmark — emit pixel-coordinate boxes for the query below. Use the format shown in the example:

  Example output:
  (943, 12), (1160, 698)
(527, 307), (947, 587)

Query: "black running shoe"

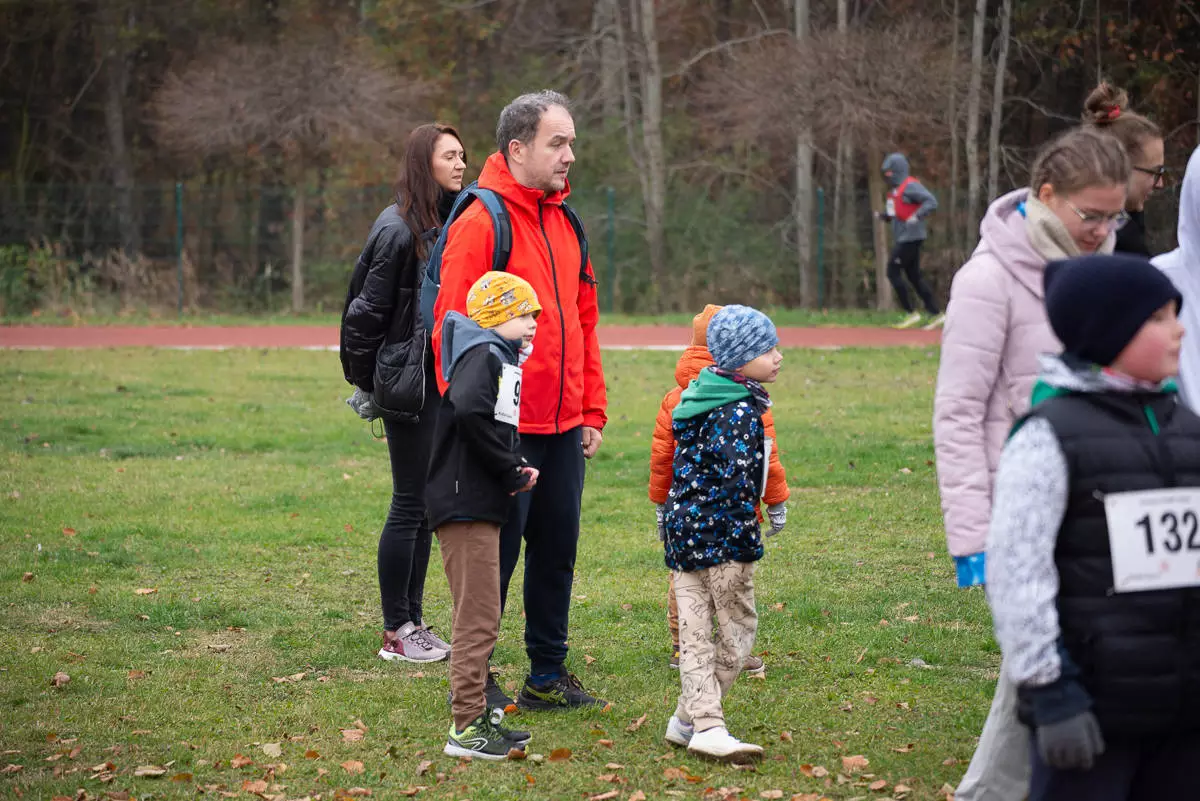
(517, 673), (610, 711)
(442, 712), (517, 761)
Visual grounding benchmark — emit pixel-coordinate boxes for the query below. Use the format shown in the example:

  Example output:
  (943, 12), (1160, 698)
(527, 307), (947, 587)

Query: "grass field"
(0, 345), (996, 801)
(2, 307), (907, 329)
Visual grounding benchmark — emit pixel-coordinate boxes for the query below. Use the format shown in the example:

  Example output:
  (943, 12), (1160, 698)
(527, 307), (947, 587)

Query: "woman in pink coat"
(935, 127), (1131, 801)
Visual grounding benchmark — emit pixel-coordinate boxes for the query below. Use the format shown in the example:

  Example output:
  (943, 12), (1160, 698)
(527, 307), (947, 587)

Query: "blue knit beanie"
(706, 305), (779, 370)
(1044, 254), (1183, 367)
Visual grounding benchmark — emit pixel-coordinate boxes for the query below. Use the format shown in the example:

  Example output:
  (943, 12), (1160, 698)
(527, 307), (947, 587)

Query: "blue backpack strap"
(561, 201), (594, 285)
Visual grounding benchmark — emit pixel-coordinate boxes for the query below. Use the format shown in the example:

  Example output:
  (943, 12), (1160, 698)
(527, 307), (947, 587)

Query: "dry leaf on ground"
(629, 792), (647, 801)
(261, 743), (282, 758)
(892, 743), (914, 753)
(597, 739), (614, 748)
(549, 748), (572, 762)
(415, 759), (433, 775)
(273, 672), (307, 684)
(841, 755), (869, 773)
(50, 671), (70, 687)
(506, 748), (526, 760)
(134, 588), (157, 595)
(589, 792), (620, 801)
(869, 779), (888, 790)
(341, 760), (364, 774)
(241, 779), (268, 793)
(761, 791), (785, 799)
(780, 731), (793, 742)
(341, 729), (364, 743)
(133, 765), (166, 777)
(304, 749), (320, 759)
(626, 714), (647, 732)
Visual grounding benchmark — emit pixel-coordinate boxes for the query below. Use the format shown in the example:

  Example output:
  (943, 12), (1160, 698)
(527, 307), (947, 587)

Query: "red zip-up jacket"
(433, 152), (608, 435)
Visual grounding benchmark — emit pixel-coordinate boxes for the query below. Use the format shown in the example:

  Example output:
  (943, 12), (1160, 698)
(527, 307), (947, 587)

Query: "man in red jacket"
(433, 90), (609, 710)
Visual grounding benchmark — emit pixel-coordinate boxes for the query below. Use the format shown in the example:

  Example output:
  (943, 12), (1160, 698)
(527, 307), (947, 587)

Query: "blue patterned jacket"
(664, 367), (769, 571)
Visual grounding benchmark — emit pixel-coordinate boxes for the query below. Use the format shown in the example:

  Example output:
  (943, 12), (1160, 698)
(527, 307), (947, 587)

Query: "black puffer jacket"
(339, 194), (453, 419)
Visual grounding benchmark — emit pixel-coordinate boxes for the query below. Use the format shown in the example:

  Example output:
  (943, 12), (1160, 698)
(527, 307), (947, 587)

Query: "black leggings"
(377, 366), (438, 631)
(886, 240), (939, 315)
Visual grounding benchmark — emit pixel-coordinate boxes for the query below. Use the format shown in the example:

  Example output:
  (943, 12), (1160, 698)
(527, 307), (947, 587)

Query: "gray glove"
(766, 503), (787, 536)
(655, 504), (666, 541)
(346, 388), (380, 421)
(1035, 710), (1105, 770)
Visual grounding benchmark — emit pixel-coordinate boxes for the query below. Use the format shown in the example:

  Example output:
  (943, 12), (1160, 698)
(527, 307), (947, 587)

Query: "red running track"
(0, 325), (941, 350)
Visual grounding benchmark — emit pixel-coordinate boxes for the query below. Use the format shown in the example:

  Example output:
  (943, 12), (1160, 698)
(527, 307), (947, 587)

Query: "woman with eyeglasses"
(1084, 82), (1165, 257)
(934, 126), (1131, 801)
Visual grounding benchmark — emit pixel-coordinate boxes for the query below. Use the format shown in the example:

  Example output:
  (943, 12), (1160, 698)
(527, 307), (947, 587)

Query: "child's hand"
(766, 503), (787, 536)
(514, 466), (539, 494)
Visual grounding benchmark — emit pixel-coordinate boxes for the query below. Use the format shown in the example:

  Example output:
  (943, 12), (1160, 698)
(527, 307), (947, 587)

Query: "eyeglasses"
(1133, 164), (1168, 184)
(1064, 200), (1130, 232)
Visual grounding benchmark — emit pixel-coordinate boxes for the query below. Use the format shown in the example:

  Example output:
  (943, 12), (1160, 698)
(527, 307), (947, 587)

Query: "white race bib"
(885, 197), (896, 217)
(494, 363), (522, 426)
(1103, 488), (1200, 593)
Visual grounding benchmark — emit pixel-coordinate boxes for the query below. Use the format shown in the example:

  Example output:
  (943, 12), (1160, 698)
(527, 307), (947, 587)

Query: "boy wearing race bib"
(427, 271), (541, 760)
(986, 253), (1199, 800)
(661, 305), (783, 763)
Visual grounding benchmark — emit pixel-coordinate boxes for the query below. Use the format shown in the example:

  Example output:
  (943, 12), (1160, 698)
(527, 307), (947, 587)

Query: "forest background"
(2, 0), (1199, 316)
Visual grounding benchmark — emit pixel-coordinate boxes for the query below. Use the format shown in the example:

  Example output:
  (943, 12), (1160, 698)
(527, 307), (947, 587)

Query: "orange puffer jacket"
(648, 304), (790, 508)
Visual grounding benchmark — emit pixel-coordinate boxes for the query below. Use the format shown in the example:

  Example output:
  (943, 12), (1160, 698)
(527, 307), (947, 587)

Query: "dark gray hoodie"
(882, 152), (938, 244)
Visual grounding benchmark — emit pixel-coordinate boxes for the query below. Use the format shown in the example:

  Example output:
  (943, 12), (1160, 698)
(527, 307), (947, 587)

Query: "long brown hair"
(1029, 127), (1130, 197)
(396, 122), (465, 249)
(1081, 82), (1161, 162)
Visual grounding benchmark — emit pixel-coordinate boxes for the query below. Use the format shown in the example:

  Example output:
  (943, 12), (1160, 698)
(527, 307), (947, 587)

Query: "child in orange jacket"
(648, 304), (790, 671)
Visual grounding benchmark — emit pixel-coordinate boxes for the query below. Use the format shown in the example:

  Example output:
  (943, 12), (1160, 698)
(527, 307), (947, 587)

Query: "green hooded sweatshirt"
(673, 368), (751, 422)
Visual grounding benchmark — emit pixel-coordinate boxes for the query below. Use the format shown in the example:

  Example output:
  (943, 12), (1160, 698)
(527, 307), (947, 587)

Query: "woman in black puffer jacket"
(340, 123), (465, 663)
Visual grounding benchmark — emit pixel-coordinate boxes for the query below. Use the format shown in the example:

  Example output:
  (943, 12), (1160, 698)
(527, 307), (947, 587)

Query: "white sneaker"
(378, 621), (449, 663)
(921, 313), (946, 331)
(686, 726), (764, 763)
(893, 312), (923, 329)
(664, 715), (694, 747)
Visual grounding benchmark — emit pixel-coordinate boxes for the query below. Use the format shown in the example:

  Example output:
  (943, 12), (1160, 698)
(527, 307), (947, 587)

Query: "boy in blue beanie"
(986, 254), (1200, 800)
(661, 304), (784, 763)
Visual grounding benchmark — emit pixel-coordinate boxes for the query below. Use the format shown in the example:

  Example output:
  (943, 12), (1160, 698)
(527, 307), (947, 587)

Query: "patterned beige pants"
(672, 560), (758, 732)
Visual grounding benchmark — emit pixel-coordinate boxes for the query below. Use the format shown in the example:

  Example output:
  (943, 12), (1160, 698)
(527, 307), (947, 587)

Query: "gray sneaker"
(378, 621), (448, 663)
(418, 624), (451, 653)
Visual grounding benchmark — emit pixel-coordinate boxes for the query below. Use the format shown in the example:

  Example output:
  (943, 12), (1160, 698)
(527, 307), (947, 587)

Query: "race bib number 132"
(1103, 488), (1200, 593)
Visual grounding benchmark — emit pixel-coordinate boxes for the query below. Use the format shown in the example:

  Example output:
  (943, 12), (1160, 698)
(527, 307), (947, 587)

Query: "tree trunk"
(291, 177), (305, 313)
(987, 0), (1012, 201)
(948, 0), (963, 259)
(594, 0), (622, 124)
(867, 143), (893, 311)
(100, 4), (141, 263)
(965, 0), (987, 252)
(834, 0), (857, 306)
(634, 0), (667, 304)
(794, 0), (814, 307)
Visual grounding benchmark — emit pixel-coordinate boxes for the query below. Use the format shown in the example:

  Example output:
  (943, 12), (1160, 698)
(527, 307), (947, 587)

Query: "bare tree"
(987, 0), (1012, 200)
(947, 0), (963, 258)
(633, 0), (667, 302)
(964, 0), (987, 250)
(98, 2), (141, 264)
(152, 31), (429, 312)
(795, 0), (815, 307)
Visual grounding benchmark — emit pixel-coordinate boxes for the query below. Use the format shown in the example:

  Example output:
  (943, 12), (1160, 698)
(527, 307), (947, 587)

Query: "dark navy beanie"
(1043, 254), (1183, 367)
(707, 305), (779, 370)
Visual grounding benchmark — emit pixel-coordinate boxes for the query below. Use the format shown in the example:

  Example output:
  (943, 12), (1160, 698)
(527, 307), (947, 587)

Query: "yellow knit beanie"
(465, 271), (541, 329)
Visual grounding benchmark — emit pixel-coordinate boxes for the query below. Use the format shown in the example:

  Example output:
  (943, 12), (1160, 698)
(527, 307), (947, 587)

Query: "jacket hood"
(1029, 352), (1177, 407)
(477, 151), (572, 215)
(975, 189), (1060, 300)
(691, 304), (723, 346)
(882, 153), (910, 188)
(1153, 146), (1200, 278)
(439, 311), (519, 382)
(674, 345), (715, 389)
(674, 367), (752, 421)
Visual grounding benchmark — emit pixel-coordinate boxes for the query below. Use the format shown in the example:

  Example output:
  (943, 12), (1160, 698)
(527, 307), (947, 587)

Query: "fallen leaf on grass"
(761, 791), (785, 799)
(230, 754), (254, 768)
(63, 527), (76, 537)
(626, 714), (647, 732)
(596, 738), (614, 748)
(133, 765), (166, 777)
(415, 759), (433, 776)
(208, 644), (232, 653)
(352, 719), (369, 732)
(133, 588), (157, 595)
(261, 743), (282, 758)
(942, 757), (958, 766)
(22, 572), (34, 583)
(525, 773), (536, 785)
(273, 672), (307, 684)
(584, 654), (596, 665)
(868, 779), (888, 791)
(841, 755), (869, 773)
(340, 729), (364, 743)
(341, 760), (364, 775)
(891, 743), (914, 753)
(304, 750), (320, 759)
(506, 748), (526, 760)
(662, 766), (692, 781)
(397, 786), (425, 797)
(780, 731), (793, 742)
(170, 772), (193, 782)
(548, 747), (572, 762)
(629, 792), (647, 801)
(620, 603), (632, 611)
(894, 782), (913, 794)
(789, 795), (827, 801)
(242, 779), (268, 793)
(589, 792), (620, 801)
(604, 762), (624, 770)
(50, 671), (70, 687)
(596, 773), (623, 783)
(127, 670), (146, 680)
(1, 764), (23, 774)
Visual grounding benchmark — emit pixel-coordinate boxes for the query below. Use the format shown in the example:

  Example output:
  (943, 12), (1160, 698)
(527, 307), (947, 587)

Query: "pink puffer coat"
(933, 189), (1062, 559)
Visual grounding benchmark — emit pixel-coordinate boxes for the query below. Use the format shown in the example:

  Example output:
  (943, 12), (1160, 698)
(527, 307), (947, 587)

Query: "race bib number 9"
(1103, 488), (1200, 593)
(494, 363), (522, 426)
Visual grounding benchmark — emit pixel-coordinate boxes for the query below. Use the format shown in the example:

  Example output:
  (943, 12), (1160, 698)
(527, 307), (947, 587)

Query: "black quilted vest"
(1033, 391), (1200, 737)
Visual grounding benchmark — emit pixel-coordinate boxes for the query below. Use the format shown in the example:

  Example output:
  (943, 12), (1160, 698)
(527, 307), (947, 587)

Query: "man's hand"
(582, 426), (604, 459)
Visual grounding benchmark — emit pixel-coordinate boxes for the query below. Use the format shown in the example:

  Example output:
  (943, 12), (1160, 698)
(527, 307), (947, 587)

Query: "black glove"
(1035, 710), (1105, 770)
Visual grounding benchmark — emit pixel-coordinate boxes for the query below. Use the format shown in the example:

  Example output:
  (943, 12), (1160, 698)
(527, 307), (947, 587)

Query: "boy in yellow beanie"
(427, 271), (541, 760)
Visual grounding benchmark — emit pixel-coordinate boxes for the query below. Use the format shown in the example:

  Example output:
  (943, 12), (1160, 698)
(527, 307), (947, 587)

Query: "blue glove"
(954, 552), (986, 588)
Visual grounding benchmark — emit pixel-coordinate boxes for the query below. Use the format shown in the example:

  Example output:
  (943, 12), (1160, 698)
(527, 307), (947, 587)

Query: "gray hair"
(496, 90), (571, 158)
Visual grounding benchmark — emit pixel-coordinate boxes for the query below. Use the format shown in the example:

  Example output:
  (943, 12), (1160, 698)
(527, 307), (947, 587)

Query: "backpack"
(418, 181), (593, 332)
